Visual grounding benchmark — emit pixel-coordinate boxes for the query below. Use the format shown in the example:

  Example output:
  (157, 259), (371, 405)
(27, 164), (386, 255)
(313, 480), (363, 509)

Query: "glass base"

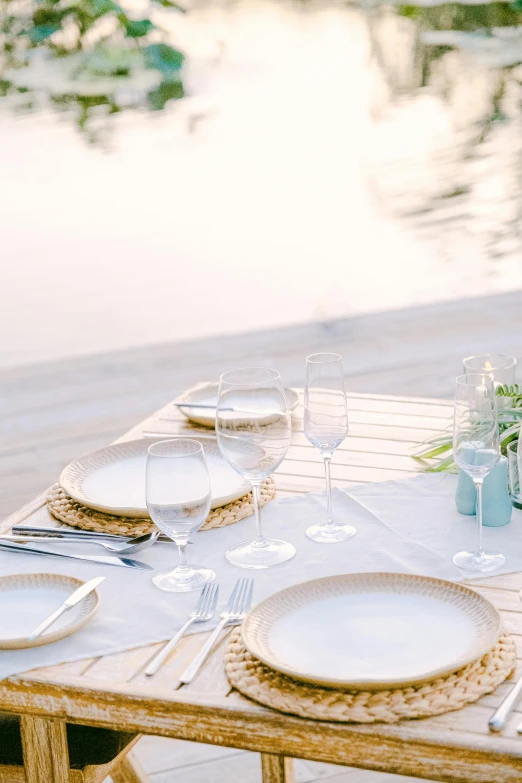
(306, 523), (357, 543)
(152, 564), (216, 592)
(226, 538), (296, 569)
(453, 549), (505, 573)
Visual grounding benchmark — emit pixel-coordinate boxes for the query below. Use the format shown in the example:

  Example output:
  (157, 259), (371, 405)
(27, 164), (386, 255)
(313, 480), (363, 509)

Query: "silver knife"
(28, 576), (106, 641)
(489, 673), (522, 732)
(0, 540), (153, 570)
(12, 525), (173, 544)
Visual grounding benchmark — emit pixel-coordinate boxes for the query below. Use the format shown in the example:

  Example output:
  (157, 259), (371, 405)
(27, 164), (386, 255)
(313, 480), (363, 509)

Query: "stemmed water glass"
(216, 367), (295, 569)
(304, 353), (356, 543)
(146, 439), (216, 592)
(453, 374), (505, 572)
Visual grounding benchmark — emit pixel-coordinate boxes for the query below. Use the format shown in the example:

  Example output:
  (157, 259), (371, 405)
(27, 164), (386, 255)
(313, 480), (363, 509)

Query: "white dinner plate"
(176, 382), (299, 428)
(0, 573), (100, 649)
(241, 573), (501, 690)
(61, 438), (251, 518)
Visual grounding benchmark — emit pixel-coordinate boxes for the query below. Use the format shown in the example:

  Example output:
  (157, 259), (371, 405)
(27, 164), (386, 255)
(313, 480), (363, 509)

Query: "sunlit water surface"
(1, 0), (521, 367)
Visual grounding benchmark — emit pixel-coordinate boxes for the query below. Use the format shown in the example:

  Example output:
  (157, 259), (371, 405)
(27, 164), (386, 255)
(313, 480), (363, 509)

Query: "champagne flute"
(146, 439), (215, 592)
(453, 374), (505, 572)
(304, 353), (355, 543)
(216, 367), (295, 569)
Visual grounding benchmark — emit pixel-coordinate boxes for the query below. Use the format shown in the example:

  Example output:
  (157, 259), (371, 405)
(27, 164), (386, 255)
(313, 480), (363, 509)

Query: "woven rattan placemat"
(47, 477), (276, 536)
(224, 627), (516, 724)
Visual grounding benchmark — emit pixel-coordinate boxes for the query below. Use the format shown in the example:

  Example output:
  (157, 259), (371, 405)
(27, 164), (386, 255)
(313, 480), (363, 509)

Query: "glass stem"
(251, 482), (268, 548)
(323, 454), (333, 528)
(474, 478), (484, 556)
(177, 542), (189, 572)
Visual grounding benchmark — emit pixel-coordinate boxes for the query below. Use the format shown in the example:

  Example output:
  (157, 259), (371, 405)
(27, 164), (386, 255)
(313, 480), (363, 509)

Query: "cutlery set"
(0, 526), (167, 570)
(146, 578), (253, 681)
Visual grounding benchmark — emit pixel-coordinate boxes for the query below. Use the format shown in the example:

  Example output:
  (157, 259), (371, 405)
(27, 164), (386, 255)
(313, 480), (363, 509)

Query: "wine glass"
(146, 439), (215, 592)
(453, 374), (505, 572)
(216, 367), (295, 569)
(304, 353), (356, 543)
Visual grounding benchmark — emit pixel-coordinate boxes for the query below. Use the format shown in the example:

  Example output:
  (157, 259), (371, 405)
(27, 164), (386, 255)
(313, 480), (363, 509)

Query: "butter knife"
(0, 540), (153, 570)
(28, 576), (105, 641)
(489, 673), (522, 732)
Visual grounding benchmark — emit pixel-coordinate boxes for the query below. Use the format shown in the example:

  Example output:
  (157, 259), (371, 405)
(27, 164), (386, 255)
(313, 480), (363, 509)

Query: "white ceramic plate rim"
(177, 383), (299, 428)
(241, 573), (501, 690)
(61, 438), (251, 518)
(0, 573), (100, 649)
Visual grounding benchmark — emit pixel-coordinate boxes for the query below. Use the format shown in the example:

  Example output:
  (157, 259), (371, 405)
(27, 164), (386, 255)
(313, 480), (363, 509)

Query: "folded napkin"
(0, 487), (461, 679)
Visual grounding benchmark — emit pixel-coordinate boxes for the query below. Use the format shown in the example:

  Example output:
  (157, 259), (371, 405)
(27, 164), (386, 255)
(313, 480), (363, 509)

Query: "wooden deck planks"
(0, 289), (518, 520)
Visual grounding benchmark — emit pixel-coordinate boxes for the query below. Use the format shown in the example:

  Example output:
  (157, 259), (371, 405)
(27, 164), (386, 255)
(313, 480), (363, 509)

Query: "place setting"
(0, 351), (521, 738)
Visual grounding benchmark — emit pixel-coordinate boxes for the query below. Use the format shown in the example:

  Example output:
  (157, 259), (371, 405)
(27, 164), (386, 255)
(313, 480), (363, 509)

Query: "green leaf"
(26, 23), (61, 43)
(412, 442), (453, 461)
(511, 0), (522, 10)
(148, 78), (183, 110)
(398, 5), (419, 18)
(144, 43), (184, 73)
(425, 454), (457, 473)
(86, 0), (122, 17)
(122, 17), (154, 37)
(32, 7), (67, 26)
(152, 0), (186, 10)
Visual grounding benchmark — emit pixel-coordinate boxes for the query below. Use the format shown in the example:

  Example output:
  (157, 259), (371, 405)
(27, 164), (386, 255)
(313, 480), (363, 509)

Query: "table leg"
(111, 752), (151, 783)
(261, 753), (295, 783)
(20, 715), (70, 783)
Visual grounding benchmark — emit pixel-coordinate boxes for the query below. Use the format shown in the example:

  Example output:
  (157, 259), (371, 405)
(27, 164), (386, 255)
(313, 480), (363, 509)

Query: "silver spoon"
(0, 531), (160, 555)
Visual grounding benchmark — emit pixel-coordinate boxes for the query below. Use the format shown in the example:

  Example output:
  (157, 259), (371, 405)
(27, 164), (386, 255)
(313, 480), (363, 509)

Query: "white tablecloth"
(348, 472), (522, 580)
(0, 476), (518, 679)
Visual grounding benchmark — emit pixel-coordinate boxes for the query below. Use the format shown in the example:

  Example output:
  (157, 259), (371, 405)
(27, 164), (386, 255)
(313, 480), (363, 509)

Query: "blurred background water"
(1, 0), (521, 368)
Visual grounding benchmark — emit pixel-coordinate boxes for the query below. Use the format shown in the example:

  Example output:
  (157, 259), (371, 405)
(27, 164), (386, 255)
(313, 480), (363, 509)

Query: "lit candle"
(463, 354), (516, 386)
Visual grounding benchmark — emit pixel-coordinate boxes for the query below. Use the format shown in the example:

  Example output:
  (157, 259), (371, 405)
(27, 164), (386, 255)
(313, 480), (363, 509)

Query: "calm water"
(1, 0), (521, 367)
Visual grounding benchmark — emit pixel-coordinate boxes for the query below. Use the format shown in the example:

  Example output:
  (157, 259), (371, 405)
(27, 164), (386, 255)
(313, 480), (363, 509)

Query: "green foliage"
(122, 17), (155, 37)
(0, 0), (186, 140)
(26, 24), (61, 42)
(148, 77), (183, 110)
(398, 6), (420, 19)
(413, 385), (522, 472)
(144, 43), (184, 73)
(496, 384), (522, 406)
(397, 2), (522, 31)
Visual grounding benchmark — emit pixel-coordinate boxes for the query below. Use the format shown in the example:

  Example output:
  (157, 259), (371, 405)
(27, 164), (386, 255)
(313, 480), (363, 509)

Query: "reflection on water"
(0, 0), (521, 365)
(368, 2), (522, 271)
(1, 0), (186, 142)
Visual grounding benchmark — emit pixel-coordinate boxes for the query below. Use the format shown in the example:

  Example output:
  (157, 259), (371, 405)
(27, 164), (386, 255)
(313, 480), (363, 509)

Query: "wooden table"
(3, 392), (522, 783)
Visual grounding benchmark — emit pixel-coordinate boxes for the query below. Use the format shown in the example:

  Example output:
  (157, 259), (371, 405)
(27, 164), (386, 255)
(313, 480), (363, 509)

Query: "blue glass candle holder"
(456, 455), (512, 527)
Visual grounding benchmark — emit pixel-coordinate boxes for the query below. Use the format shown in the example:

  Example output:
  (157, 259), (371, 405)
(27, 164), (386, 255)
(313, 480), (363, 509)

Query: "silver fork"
(144, 582), (219, 677)
(179, 577), (253, 685)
